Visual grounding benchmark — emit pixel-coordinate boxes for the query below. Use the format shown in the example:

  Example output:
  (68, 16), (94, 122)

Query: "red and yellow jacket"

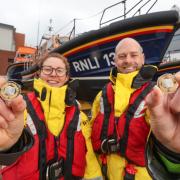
(91, 70), (153, 180)
(1, 79), (102, 180)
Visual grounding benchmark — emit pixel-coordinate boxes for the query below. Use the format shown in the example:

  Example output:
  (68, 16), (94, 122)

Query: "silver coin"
(0, 81), (21, 100)
(157, 73), (178, 93)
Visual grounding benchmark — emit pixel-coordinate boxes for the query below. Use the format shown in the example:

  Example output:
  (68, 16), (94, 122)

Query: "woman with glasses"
(1, 53), (102, 180)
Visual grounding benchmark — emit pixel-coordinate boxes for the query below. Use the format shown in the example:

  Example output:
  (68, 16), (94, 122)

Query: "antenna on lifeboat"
(48, 18), (54, 35)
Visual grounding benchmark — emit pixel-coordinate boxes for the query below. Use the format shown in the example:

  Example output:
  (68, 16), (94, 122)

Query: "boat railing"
(99, 0), (158, 28)
(38, 0), (158, 52)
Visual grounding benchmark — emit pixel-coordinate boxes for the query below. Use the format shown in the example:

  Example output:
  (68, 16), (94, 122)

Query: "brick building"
(0, 23), (25, 75)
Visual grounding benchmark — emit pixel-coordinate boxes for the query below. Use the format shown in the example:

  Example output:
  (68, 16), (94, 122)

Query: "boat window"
(163, 29), (180, 63)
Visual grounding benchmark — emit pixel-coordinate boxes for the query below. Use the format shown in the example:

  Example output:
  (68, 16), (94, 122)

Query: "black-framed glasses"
(41, 66), (67, 76)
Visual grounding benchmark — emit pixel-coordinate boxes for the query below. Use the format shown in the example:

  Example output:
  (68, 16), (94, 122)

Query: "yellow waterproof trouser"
(104, 154), (152, 180)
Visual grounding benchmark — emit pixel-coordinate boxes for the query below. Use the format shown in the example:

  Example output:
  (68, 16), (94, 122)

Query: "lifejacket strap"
(100, 83), (112, 141)
(100, 155), (109, 180)
(124, 172), (135, 180)
(24, 94), (47, 180)
(119, 82), (154, 156)
(64, 102), (80, 180)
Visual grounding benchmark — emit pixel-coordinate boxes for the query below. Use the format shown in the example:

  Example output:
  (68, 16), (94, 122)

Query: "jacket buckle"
(101, 138), (119, 154)
(46, 158), (64, 180)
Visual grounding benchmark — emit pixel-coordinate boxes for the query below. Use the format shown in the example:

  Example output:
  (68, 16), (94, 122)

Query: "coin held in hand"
(157, 73), (178, 93)
(0, 81), (21, 101)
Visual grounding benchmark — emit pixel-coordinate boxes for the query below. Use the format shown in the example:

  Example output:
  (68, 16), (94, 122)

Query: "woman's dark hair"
(38, 52), (70, 76)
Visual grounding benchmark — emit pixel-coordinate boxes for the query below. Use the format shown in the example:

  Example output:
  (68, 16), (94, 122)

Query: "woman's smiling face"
(39, 56), (69, 87)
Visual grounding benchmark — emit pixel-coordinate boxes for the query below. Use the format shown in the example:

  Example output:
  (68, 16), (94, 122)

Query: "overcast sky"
(0, 0), (179, 47)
